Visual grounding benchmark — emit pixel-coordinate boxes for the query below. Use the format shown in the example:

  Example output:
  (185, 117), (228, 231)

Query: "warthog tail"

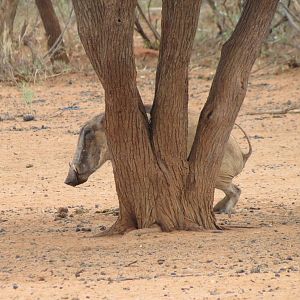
(234, 123), (252, 165)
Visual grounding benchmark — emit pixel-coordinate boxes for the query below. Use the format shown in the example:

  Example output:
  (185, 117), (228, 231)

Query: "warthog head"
(64, 113), (109, 186)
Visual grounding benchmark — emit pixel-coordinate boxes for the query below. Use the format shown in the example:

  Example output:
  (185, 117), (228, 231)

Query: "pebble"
(81, 227), (92, 232)
(250, 265), (261, 273)
(23, 114), (35, 121)
(56, 207), (69, 219)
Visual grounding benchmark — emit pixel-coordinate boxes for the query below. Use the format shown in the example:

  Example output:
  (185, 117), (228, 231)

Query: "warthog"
(65, 109), (252, 215)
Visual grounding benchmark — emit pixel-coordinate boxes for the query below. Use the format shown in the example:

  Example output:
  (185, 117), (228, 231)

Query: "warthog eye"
(85, 128), (95, 139)
(85, 128), (92, 135)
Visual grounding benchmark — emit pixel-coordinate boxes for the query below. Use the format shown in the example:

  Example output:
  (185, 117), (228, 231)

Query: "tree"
(0, 0), (19, 44)
(35, 0), (69, 64)
(0, 0), (19, 76)
(72, 0), (279, 234)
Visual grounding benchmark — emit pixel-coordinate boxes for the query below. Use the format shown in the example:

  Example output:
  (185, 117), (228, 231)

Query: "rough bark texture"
(0, 0), (19, 42)
(35, 0), (69, 64)
(72, 0), (279, 233)
(186, 0), (279, 228)
(0, 0), (19, 79)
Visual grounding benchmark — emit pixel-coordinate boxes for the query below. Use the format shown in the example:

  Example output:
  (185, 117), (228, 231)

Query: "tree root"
(90, 215), (223, 237)
(93, 218), (136, 237)
(183, 218), (222, 232)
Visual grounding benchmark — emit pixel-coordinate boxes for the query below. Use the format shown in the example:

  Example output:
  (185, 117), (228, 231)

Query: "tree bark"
(186, 0), (279, 227)
(0, 0), (19, 78)
(35, 0), (69, 64)
(72, 0), (279, 234)
(0, 0), (19, 41)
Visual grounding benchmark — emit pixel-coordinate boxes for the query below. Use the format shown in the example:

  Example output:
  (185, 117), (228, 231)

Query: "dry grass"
(0, 0), (299, 83)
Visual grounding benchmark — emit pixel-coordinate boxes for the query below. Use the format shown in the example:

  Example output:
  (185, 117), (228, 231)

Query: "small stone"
(157, 259), (165, 265)
(12, 283), (18, 289)
(209, 289), (219, 295)
(56, 207), (69, 219)
(99, 225), (106, 231)
(75, 208), (85, 215)
(23, 114), (35, 121)
(81, 227), (91, 232)
(75, 269), (84, 278)
(250, 266), (261, 273)
(26, 164), (33, 168)
(38, 276), (45, 281)
(58, 207), (69, 214)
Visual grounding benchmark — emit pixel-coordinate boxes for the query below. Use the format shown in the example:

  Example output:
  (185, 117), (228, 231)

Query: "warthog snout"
(64, 164), (88, 186)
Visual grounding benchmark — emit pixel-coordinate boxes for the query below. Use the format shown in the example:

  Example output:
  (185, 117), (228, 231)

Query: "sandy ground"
(0, 61), (300, 299)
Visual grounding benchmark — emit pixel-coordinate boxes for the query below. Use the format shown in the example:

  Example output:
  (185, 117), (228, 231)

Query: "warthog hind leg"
(214, 182), (241, 216)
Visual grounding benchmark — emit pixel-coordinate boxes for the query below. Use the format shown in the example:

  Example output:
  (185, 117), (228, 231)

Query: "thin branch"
(247, 105), (300, 116)
(136, 3), (160, 41)
(206, 0), (226, 34)
(134, 15), (152, 46)
(271, 15), (288, 31)
(280, 2), (300, 32)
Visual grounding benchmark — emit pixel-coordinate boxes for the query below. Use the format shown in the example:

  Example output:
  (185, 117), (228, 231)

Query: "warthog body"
(65, 109), (252, 215)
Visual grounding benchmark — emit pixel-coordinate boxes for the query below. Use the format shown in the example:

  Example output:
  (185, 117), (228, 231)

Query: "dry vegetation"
(0, 0), (299, 83)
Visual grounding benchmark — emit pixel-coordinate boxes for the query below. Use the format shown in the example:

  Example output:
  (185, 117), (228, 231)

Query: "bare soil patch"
(0, 65), (299, 299)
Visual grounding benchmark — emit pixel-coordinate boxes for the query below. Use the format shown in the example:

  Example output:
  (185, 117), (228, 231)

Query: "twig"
(251, 61), (274, 74)
(247, 105), (300, 116)
(98, 273), (206, 283)
(271, 15), (288, 32)
(136, 3), (160, 41)
(134, 16), (152, 46)
(280, 2), (300, 32)
(206, 0), (226, 34)
(125, 260), (138, 267)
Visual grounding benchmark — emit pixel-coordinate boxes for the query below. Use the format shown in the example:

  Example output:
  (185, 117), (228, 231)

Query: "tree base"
(93, 217), (222, 237)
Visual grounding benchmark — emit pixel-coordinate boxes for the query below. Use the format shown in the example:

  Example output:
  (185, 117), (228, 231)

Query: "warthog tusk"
(69, 162), (79, 182)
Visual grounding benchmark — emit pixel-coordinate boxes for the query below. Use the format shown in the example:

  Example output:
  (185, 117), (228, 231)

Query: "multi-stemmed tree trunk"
(35, 0), (69, 64)
(72, 0), (279, 234)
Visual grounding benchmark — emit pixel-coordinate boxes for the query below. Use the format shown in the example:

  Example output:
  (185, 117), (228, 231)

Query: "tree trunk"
(35, 0), (69, 64)
(0, 0), (19, 79)
(0, 0), (19, 41)
(72, 0), (279, 234)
